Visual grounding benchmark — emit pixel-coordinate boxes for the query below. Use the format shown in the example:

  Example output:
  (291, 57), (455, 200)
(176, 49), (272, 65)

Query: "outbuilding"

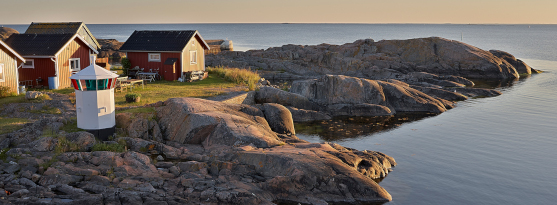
(120, 30), (210, 81)
(0, 40), (25, 95)
(4, 33), (98, 89)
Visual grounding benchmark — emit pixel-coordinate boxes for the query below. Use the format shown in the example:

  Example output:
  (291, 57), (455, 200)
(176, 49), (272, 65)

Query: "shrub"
(121, 58), (131, 76)
(0, 86), (15, 98)
(125, 93), (141, 99)
(206, 66), (260, 91)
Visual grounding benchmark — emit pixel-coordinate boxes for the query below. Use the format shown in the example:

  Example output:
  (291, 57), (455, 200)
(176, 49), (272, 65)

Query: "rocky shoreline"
(1, 97), (395, 204)
(0, 37), (537, 204)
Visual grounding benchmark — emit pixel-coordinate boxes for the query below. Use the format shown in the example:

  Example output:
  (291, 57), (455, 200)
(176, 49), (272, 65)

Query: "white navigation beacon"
(69, 58), (119, 140)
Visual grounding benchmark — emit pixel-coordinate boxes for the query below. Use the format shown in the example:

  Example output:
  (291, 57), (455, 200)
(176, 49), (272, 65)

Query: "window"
(148, 53), (161, 62)
(70, 58), (80, 72)
(190, 51), (197, 64)
(22, 59), (34, 68)
(0, 63), (4, 82)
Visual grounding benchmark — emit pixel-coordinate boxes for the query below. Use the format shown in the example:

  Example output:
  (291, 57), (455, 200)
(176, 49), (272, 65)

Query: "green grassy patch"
(0, 95), (26, 107)
(0, 117), (30, 134)
(91, 139), (127, 152)
(114, 73), (238, 107)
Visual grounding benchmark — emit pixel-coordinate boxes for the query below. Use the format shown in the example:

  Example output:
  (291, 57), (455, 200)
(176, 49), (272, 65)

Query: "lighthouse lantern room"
(70, 62), (119, 140)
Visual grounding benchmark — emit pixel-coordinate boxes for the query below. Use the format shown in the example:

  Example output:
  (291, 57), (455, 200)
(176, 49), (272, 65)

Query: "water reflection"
(295, 113), (436, 142)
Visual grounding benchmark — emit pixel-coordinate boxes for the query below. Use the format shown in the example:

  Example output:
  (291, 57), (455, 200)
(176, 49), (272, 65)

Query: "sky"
(1, 0), (556, 24)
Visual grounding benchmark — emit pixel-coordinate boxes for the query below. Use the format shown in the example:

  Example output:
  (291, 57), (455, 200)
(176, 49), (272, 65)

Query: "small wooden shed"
(120, 30), (210, 81)
(0, 40), (25, 94)
(4, 33), (99, 89)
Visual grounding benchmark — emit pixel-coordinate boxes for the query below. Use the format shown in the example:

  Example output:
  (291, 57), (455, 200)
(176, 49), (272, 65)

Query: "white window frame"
(69, 58), (80, 72)
(148, 53), (161, 62)
(22, 59), (34, 68)
(190, 51), (197, 64)
(0, 63), (4, 82)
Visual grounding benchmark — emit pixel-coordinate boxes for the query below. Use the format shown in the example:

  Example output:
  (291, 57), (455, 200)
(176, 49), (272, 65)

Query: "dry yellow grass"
(207, 66), (260, 91)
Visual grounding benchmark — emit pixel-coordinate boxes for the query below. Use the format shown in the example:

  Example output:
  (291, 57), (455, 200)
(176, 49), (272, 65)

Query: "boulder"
(290, 75), (447, 114)
(218, 142), (395, 204)
(25, 91), (43, 100)
(65, 131), (96, 151)
(261, 103), (295, 135)
(156, 98), (283, 148)
(255, 87), (319, 110)
(28, 137), (57, 152)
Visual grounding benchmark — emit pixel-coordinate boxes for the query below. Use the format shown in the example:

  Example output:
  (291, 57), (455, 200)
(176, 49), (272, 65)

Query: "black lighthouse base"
(86, 126), (116, 141)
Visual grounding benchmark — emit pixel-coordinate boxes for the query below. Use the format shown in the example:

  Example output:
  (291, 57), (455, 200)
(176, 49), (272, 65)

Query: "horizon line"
(2, 22), (557, 26)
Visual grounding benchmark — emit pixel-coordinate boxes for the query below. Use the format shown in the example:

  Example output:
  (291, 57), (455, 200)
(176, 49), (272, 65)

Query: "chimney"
(90, 56), (96, 65)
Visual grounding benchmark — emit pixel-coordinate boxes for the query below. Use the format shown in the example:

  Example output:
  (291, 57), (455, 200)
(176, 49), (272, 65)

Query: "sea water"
(8, 23), (557, 204)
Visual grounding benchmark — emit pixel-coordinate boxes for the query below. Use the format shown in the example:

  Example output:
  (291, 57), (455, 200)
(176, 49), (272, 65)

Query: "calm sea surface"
(8, 24), (557, 204)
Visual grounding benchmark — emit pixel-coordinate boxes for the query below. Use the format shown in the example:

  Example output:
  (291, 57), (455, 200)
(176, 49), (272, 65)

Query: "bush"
(206, 66), (260, 91)
(0, 86), (15, 98)
(121, 57), (131, 76)
(125, 93), (141, 99)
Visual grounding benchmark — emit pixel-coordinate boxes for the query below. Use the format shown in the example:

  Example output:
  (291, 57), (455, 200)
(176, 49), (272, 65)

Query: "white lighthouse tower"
(70, 61), (119, 140)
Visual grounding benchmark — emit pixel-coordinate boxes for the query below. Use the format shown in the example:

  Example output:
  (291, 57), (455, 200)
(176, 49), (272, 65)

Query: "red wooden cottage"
(119, 30), (210, 81)
(0, 40), (26, 95)
(4, 33), (98, 89)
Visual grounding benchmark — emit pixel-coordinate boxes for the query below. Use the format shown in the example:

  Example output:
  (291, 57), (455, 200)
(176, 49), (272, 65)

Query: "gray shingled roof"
(25, 22), (101, 49)
(4, 34), (75, 56)
(25, 22), (82, 34)
(120, 30), (197, 52)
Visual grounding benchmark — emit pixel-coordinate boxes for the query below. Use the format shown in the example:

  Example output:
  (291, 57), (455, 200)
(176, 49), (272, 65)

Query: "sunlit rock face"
(207, 37), (537, 80)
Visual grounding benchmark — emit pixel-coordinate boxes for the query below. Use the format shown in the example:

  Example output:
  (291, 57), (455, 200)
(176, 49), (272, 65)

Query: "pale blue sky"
(2, 0), (556, 24)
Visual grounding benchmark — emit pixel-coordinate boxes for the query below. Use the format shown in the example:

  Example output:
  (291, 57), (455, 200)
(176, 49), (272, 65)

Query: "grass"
(113, 73), (238, 107)
(91, 142), (126, 152)
(29, 104), (62, 114)
(54, 136), (80, 154)
(91, 138), (127, 152)
(0, 95), (26, 107)
(207, 66), (260, 91)
(0, 117), (30, 135)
